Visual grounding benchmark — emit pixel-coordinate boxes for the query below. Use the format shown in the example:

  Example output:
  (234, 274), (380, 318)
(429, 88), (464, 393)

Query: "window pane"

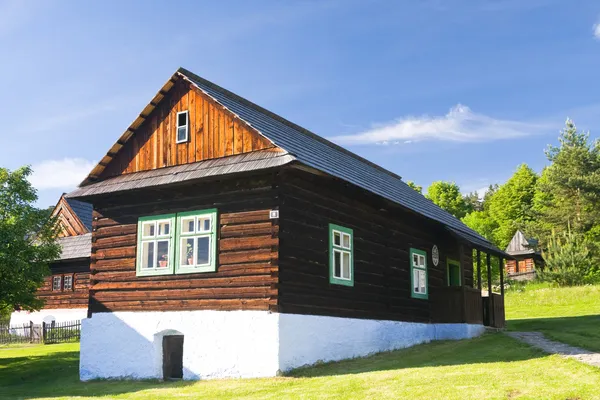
(342, 233), (350, 249)
(333, 250), (341, 278)
(177, 126), (187, 142)
(419, 255), (425, 267)
(198, 217), (211, 233)
(197, 237), (210, 265)
(419, 270), (426, 293)
(413, 254), (419, 267)
(143, 222), (155, 237)
(142, 241), (155, 269)
(181, 238), (195, 266)
(413, 269), (420, 293)
(158, 221), (170, 236)
(333, 231), (341, 246)
(341, 252), (350, 279)
(178, 112), (187, 127)
(157, 240), (169, 268)
(181, 217), (195, 234)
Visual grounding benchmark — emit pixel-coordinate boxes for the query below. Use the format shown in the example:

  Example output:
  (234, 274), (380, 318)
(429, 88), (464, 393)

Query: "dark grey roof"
(506, 230), (537, 256)
(57, 233), (91, 260)
(179, 68), (498, 252)
(65, 198), (93, 231)
(67, 149), (295, 198)
(446, 227), (505, 257)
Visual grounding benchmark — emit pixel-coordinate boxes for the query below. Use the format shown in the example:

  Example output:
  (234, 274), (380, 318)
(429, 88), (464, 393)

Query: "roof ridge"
(177, 67), (403, 181)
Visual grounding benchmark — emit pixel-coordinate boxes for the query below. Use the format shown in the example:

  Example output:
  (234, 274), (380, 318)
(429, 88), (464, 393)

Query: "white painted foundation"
(80, 310), (485, 381)
(10, 308), (87, 326)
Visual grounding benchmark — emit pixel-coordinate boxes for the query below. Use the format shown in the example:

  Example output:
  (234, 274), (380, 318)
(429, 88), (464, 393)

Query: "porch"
(431, 249), (507, 329)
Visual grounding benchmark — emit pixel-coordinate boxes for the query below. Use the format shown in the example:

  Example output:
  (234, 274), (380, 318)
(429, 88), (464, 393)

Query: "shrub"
(539, 227), (595, 286)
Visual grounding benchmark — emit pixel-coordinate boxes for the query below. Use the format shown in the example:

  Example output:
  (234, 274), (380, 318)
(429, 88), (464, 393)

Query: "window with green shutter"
(329, 223), (354, 286)
(410, 248), (428, 299)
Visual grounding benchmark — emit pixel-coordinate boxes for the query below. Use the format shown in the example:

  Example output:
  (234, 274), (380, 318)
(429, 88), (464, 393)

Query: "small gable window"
(52, 275), (62, 291)
(329, 224), (354, 286)
(410, 248), (428, 299)
(176, 111), (189, 143)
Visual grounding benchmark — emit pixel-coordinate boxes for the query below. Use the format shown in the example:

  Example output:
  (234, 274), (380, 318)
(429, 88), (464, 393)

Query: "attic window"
(176, 111), (189, 143)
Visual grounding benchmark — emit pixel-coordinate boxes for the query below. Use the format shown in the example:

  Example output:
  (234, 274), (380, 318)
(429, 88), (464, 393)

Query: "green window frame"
(136, 214), (176, 277)
(135, 209), (217, 277)
(329, 223), (354, 286)
(447, 258), (461, 286)
(174, 209), (218, 274)
(410, 248), (428, 299)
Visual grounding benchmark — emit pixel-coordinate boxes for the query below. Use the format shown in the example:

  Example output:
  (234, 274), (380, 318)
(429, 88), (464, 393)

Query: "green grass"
(1, 336), (600, 400)
(505, 283), (600, 351)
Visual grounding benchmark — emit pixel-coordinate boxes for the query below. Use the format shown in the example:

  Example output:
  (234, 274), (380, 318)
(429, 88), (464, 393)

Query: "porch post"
(476, 249), (482, 291)
(487, 252), (494, 326)
(459, 244), (467, 321)
(499, 256), (504, 296)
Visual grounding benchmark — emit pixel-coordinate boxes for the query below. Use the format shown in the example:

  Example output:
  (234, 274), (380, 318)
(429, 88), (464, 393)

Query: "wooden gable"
(52, 196), (89, 237)
(99, 78), (275, 180)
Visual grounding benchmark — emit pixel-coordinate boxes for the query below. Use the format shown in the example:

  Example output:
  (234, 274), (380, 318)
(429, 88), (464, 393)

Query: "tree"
(539, 226), (595, 286)
(406, 181), (423, 194)
(533, 119), (600, 236)
(487, 164), (538, 248)
(426, 181), (471, 219)
(0, 166), (60, 312)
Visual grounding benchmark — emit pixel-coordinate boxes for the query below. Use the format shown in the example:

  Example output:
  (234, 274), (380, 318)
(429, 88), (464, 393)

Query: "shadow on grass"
(0, 348), (193, 400)
(507, 314), (600, 352)
(288, 333), (546, 378)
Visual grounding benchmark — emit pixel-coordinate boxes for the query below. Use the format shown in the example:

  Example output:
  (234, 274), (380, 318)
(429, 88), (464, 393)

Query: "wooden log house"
(504, 230), (544, 281)
(10, 195), (92, 325)
(68, 68), (508, 381)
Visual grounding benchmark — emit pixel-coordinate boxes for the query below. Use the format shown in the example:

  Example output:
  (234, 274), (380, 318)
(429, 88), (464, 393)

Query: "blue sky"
(2, 0), (600, 208)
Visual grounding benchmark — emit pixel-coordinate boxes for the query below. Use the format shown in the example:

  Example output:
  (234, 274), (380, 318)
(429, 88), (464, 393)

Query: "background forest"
(410, 119), (600, 286)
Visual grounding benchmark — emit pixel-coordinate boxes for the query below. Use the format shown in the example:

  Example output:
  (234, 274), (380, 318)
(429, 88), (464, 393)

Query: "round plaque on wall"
(432, 245), (439, 266)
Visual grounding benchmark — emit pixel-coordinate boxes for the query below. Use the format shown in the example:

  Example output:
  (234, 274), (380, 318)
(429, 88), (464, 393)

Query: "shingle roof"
(56, 233), (91, 260)
(67, 149), (295, 198)
(64, 198), (93, 232)
(506, 230), (538, 256)
(178, 68), (499, 252)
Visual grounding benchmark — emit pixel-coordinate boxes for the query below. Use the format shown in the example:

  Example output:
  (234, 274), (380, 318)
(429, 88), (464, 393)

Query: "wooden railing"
(482, 293), (505, 328)
(431, 286), (483, 324)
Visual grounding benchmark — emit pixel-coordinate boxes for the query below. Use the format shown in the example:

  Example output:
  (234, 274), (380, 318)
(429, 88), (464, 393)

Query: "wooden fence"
(0, 320), (81, 345)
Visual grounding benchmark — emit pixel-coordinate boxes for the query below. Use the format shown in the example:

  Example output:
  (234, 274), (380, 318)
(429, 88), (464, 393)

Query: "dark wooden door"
(162, 335), (184, 380)
(448, 264), (461, 286)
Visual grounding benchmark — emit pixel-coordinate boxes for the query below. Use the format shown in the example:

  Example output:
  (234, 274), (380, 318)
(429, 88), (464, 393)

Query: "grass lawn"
(505, 283), (600, 351)
(1, 335), (600, 400)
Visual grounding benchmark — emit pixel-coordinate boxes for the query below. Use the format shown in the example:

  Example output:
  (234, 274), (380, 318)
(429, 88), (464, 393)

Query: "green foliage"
(406, 181), (422, 194)
(539, 227), (596, 286)
(0, 166), (60, 312)
(426, 181), (472, 219)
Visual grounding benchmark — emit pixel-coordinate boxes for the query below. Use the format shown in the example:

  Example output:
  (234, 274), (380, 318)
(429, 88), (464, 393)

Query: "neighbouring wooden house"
(504, 230), (543, 281)
(10, 195), (92, 325)
(67, 68), (508, 381)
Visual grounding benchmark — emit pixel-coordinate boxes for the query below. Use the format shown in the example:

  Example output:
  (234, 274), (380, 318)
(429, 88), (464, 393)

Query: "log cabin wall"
(38, 260), (90, 309)
(100, 79), (275, 179)
(277, 168), (473, 323)
(88, 172), (279, 314)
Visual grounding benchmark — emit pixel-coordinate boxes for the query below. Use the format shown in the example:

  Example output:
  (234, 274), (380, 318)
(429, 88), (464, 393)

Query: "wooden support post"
(459, 244), (467, 322)
(477, 249), (482, 291)
(487, 253), (494, 326)
(499, 256), (504, 296)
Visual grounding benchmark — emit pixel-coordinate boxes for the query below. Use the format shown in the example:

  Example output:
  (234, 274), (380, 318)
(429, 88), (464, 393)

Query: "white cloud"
(330, 104), (549, 146)
(29, 158), (95, 190)
(594, 22), (600, 40)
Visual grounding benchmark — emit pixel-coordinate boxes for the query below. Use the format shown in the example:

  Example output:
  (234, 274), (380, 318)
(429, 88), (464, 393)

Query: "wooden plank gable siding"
(277, 168), (473, 323)
(37, 260), (90, 309)
(88, 173), (279, 314)
(52, 197), (88, 237)
(99, 79), (275, 180)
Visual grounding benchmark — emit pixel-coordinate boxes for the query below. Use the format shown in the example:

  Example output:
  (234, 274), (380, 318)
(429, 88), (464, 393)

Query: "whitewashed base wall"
(10, 308), (88, 326)
(80, 310), (485, 381)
